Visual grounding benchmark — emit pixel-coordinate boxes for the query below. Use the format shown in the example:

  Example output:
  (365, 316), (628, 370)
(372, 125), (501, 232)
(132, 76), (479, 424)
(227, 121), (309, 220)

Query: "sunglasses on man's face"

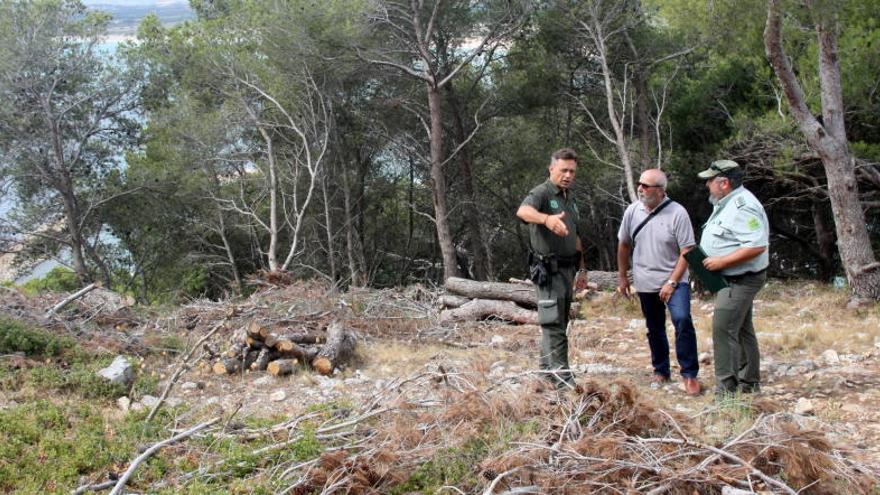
(637, 182), (662, 189)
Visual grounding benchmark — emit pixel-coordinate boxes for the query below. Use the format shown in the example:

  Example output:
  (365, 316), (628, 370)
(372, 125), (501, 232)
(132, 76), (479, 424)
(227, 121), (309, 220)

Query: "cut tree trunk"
(446, 272), (618, 308)
(250, 347), (273, 371)
(274, 339), (319, 363)
(438, 294), (471, 309)
(440, 299), (538, 325)
(246, 321), (266, 339)
(311, 321), (357, 375)
(213, 357), (242, 375)
(277, 332), (325, 345)
(585, 271), (618, 291)
(445, 277), (538, 307)
(439, 300), (582, 325)
(267, 359), (298, 376)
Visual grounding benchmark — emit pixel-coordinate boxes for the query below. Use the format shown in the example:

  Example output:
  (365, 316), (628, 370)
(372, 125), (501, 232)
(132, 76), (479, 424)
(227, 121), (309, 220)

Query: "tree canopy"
(1, 0), (879, 300)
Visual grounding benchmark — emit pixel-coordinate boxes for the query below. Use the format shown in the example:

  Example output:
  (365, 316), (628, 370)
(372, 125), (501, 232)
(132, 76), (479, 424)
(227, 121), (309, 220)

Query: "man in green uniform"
(697, 160), (769, 397)
(517, 148), (588, 388)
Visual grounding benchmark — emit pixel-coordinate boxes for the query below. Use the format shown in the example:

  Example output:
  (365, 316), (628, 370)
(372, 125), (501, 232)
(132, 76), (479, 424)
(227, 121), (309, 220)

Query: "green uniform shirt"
(699, 186), (770, 276)
(521, 179), (580, 257)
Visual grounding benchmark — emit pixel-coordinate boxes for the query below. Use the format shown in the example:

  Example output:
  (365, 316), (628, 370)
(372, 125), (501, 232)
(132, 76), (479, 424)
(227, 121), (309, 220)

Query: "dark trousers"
(536, 267), (575, 387)
(637, 284), (699, 379)
(713, 271), (766, 394)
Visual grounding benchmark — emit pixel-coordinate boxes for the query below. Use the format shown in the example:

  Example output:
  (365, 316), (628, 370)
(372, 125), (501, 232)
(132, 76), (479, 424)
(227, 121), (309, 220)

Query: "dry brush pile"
(172, 365), (878, 494)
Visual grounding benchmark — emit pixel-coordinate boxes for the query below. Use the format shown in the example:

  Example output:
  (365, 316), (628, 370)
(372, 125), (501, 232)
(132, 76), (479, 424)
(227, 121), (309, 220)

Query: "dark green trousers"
(535, 266), (575, 387)
(712, 271), (766, 394)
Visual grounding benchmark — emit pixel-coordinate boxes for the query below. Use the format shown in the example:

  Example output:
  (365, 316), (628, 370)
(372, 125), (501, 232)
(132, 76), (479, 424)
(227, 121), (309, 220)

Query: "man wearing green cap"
(517, 147), (588, 389)
(697, 160), (769, 397)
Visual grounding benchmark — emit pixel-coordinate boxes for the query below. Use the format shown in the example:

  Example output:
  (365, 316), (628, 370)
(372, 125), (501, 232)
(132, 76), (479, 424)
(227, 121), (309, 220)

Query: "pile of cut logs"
(438, 272), (618, 324)
(212, 320), (357, 376)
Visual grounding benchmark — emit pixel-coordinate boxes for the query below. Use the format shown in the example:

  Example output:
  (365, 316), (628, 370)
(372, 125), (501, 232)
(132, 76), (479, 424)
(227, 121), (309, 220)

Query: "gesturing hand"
(544, 211), (569, 237)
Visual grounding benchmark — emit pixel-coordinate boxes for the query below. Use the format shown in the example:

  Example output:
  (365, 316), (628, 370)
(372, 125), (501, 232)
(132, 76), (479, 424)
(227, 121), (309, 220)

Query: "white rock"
(117, 396), (131, 412)
(627, 319), (642, 330)
(698, 352), (712, 364)
(97, 355), (134, 386)
(821, 349), (840, 366)
(140, 395), (160, 408)
(794, 398), (814, 415)
(181, 381), (200, 390)
(270, 390), (287, 402)
(166, 398), (182, 408)
(253, 375), (275, 386)
(490, 335), (505, 345)
(130, 402), (146, 412)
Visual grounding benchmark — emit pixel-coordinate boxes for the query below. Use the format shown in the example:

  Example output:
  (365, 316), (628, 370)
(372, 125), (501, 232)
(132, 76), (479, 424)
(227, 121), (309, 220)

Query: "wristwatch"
(665, 279), (678, 288)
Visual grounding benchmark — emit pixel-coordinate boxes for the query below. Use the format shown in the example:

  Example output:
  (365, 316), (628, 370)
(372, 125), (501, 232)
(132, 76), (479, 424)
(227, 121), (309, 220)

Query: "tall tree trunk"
(634, 71), (652, 169)
(765, 0), (880, 299)
(427, 84), (461, 281)
(588, 15), (638, 203)
(320, 171), (337, 285)
(245, 97), (280, 273)
(60, 189), (89, 284)
(83, 239), (112, 288)
(811, 199), (836, 281)
(217, 211), (242, 294)
(48, 110), (89, 283)
(341, 162), (363, 287)
(446, 83), (488, 280)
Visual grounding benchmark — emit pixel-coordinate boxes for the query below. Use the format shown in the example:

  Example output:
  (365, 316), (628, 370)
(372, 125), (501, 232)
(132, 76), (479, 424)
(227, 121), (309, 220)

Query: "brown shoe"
(683, 377), (701, 396)
(651, 374), (670, 384)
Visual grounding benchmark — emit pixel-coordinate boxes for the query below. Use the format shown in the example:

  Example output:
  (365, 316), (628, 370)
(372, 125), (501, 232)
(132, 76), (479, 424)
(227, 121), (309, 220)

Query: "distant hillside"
(84, 0), (193, 36)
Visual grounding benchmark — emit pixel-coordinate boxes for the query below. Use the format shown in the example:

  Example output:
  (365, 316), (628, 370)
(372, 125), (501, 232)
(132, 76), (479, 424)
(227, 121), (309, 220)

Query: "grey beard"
(709, 195), (719, 206)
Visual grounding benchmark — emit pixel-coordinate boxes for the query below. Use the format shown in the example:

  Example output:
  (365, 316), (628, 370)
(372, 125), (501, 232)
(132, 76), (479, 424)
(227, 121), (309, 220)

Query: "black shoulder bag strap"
(631, 199), (673, 244)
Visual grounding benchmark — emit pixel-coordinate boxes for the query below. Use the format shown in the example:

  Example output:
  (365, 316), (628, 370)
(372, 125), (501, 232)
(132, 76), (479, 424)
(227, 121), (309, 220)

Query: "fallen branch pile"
(438, 273), (617, 324)
(170, 366), (878, 494)
(212, 319), (357, 376)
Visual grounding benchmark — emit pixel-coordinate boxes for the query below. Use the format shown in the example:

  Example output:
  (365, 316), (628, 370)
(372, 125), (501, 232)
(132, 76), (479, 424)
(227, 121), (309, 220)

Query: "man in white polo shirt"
(618, 169), (700, 396)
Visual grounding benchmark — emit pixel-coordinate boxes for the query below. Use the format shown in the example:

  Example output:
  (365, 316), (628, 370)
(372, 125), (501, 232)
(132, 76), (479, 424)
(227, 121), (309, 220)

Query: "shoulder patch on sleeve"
(747, 217), (761, 231)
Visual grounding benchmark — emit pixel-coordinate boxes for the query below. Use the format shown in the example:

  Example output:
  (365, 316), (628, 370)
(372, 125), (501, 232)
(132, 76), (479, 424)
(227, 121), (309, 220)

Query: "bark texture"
(764, 0), (880, 299)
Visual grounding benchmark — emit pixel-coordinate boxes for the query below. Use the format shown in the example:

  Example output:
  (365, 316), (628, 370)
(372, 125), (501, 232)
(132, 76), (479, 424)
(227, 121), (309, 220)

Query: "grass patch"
(393, 438), (489, 494)
(0, 316), (71, 356)
(0, 400), (168, 493)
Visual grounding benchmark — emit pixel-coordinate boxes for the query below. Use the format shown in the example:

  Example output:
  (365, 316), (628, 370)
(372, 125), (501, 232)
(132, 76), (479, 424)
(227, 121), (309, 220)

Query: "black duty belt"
(725, 268), (767, 283)
(529, 252), (580, 268)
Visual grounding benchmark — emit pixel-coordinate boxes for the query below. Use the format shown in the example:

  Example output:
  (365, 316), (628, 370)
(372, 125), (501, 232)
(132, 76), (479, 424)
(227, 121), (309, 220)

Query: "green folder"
(684, 246), (729, 293)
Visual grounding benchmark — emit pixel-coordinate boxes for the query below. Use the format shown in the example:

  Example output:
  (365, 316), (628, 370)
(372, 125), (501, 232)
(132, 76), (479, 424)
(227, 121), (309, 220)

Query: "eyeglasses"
(637, 182), (662, 189)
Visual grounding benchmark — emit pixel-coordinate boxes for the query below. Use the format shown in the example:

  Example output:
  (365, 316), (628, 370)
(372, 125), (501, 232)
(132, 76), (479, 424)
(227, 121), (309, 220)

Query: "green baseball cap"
(697, 159), (739, 179)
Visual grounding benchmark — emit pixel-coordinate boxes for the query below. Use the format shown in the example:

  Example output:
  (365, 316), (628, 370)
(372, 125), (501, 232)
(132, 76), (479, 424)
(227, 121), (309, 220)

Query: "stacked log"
(439, 272), (618, 325)
(213, 320), (357, 376)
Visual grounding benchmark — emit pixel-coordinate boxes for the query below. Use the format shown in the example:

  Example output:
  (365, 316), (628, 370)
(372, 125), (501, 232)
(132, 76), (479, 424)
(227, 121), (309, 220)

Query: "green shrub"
(0, 400), (167, 493)
(19, 266), (81, 294)
(0, 316), (69, 356)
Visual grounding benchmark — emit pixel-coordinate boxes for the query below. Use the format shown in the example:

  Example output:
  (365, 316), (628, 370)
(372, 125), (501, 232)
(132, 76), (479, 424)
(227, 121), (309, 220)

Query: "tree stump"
(267, 359), (298, 376)
(311, 321), (357, 375)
